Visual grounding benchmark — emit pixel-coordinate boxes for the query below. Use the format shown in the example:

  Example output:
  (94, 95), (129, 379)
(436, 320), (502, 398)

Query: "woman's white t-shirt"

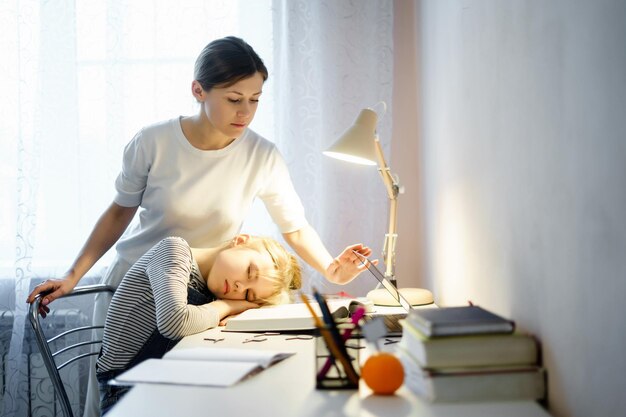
(113, 117), (307, 266)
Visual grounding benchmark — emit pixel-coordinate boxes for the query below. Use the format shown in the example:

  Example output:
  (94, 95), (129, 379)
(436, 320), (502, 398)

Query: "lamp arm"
(373, 137), (399, 200)
(373, 136), (400, 283)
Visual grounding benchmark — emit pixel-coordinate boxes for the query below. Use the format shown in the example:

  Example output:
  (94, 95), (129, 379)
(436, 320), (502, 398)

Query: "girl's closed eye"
(246, 288), (257, 302)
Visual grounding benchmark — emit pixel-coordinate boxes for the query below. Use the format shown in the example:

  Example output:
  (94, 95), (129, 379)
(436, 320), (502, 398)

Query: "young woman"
(97, 234), (301, 414)
(28, 35), (373, 312)
(27, 36), (374, 417)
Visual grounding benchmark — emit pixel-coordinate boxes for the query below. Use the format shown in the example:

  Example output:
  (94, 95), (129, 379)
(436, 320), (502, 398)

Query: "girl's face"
(201, 72), (264, 140)
(207, 245), (276, 302)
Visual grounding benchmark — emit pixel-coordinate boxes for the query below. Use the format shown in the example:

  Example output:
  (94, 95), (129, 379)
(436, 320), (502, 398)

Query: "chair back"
(29, 284), (115, 417)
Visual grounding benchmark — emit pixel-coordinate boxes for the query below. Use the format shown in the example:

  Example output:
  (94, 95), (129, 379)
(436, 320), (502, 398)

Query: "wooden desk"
(107, 326), (551, 417)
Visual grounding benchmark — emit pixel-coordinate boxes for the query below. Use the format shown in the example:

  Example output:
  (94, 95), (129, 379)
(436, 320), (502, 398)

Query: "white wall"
(397, 1), (626, 416)
(392, 0), (427, 289)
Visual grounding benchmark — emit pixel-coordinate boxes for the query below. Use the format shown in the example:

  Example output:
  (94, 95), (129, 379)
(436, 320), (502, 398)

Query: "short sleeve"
(258, 149), (309, 233)
(114, 130), (151, 207)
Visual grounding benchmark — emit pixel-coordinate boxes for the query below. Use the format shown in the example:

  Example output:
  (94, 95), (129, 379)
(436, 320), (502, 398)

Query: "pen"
(312, 289), (360, 384)
(300, 293), (342, 379)
(341, 306), (366, 341)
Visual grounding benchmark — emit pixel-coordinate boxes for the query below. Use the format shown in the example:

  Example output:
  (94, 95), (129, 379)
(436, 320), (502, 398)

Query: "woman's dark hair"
(194, 36), (268, 91)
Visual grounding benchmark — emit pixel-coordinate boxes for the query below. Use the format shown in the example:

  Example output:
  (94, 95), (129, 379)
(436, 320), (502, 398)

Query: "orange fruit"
(361, 352), (404, 395)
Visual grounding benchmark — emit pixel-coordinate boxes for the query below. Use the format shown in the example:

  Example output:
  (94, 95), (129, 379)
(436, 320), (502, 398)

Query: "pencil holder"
(314, 326), (361, 390)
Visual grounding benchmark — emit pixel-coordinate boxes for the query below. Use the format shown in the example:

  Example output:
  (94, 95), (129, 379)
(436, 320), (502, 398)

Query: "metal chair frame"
(29, 284), (115, 417)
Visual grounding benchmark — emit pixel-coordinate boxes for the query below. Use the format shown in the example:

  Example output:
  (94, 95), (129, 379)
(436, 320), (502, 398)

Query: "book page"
(232, 303), (321, 320)
(165, 347), (295, 368)
(112, 358), (260, 387)
(224, 299), (350, 332)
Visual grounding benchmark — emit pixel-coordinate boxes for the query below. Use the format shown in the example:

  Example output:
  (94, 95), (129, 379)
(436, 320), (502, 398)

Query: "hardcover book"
(406, 305), (515, 337)
(399, 319), (537, 368)
(398, 348), (546, 402)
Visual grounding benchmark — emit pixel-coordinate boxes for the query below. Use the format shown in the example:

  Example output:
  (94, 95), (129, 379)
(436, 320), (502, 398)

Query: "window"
(0, 0), (273, 279)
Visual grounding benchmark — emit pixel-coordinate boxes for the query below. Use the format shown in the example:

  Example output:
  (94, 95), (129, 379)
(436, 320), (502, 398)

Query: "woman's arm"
(282, 225), (375, 285)
(26, 202), (137, 312)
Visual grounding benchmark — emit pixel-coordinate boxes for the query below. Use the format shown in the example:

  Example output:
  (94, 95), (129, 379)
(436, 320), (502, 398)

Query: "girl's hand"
(223, 299), (260, 315)
(326, 243), (379, 285)
(212, 299), (260, 325)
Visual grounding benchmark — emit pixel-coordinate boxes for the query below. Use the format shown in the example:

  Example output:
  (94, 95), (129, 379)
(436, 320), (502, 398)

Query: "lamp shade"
(323, 108), (378, 166)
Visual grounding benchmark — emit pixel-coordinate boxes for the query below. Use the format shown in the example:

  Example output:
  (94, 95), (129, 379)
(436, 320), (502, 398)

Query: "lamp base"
(366, 287), (434, 307)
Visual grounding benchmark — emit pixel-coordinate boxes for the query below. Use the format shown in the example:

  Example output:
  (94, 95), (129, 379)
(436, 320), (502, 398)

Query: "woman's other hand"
(326, 243), (378, 285)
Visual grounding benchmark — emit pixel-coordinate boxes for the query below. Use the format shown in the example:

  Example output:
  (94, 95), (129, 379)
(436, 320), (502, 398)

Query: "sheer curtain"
(271, 0), (394, 296)
(0, 1), (273, 415)
(0, 0), (392, 415)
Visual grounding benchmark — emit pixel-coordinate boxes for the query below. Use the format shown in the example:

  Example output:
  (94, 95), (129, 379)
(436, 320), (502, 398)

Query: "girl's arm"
(26, 202), (137, 314)
(282, 224), (375, 285)
(148, 238), (257, 339)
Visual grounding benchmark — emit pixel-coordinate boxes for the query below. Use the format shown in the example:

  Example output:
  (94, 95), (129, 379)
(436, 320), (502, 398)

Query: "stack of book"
(397, 305), (546, 403)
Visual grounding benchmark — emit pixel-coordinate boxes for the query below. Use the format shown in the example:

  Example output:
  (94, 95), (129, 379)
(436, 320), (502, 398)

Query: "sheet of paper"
(232, 303), (321, 320)
(224, 299), (350, 332)
(165, 347), (295, 368)
(112, 358), (260, 387)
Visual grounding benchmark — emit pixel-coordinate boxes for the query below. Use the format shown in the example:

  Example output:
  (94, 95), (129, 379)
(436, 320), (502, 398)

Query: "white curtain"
(272, 0), (394, 296)
(0, 1), (392, 415)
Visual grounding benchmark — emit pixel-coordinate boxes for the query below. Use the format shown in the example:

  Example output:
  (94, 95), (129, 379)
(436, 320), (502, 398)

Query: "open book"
(223, 299), (351, 332)
(111, 347), (295, 387)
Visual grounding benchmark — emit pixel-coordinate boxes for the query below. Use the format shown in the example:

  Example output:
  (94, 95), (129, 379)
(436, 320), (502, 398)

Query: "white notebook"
(223, 299), (350, 332)
(111, 347), (295, 387)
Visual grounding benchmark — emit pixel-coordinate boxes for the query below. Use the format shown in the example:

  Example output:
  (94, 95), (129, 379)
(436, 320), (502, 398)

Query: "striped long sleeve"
(147, 237), (219, 339)
(97, 237), (218, 374)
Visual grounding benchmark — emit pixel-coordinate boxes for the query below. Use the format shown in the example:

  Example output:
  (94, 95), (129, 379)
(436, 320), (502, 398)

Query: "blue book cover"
(407, 305), (515, 337)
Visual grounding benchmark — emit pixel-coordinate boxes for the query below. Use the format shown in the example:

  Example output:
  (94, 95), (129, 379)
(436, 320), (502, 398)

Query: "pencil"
(300, 292), (325, 328)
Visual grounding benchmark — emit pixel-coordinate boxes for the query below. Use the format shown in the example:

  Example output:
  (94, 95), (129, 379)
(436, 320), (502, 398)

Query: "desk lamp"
(323, 103), (433, 306)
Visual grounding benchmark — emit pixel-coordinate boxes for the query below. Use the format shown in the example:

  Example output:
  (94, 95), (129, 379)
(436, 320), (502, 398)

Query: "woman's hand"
(26, 202), (138, 318)
(326, 243), (378, 285)
(26, 277), (78, 318)
(282, 227), (379, 286)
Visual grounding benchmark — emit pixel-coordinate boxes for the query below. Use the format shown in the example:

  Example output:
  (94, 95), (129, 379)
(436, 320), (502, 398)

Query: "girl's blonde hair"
(237, 236), (302, 305)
